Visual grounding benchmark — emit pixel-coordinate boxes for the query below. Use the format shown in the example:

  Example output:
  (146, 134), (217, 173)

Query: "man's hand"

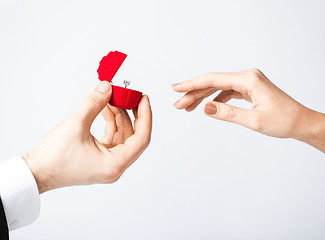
(173, 68), (325, 153)
(23, 81), (152, 193)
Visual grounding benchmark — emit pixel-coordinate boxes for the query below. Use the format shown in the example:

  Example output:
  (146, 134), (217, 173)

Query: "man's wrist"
(22, 153), (50, 194)
(0, 156), (41, 229)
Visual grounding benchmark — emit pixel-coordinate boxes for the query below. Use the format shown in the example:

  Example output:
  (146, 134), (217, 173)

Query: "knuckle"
(246, 68), (262, 84)
(249, 68), (262, 75)
(101, 165), (123, 182)
(205, 72), (216, 78)
(87, 92), (103, 107)
(109, 176), (120, 183)
(251, 113), (264, 132)
(196, 72), (217, 89)
(219, 104), (237, 120)
(205, 72), (217, 81)
(184, 92), (197, 102)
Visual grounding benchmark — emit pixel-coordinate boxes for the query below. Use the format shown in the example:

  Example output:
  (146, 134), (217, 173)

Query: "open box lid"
(97, 51), (127, 82)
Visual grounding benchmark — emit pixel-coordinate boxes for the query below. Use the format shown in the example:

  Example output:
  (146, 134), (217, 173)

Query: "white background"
(1, 0), (325, 239)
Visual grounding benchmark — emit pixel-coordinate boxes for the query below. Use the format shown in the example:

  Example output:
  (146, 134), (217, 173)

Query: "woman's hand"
(173, 68), (325, 153)
(23, 81), (152, 193)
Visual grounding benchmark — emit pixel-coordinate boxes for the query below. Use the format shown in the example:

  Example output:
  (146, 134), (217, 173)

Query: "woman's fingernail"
(205, 103), (217, 115)
(95, 81), (111, 93)
(174, 99), (180, 107)
(172, 83), (180, 87)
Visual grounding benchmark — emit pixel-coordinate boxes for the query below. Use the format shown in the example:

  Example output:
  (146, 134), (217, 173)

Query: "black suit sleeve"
(0, 197), (9, 240)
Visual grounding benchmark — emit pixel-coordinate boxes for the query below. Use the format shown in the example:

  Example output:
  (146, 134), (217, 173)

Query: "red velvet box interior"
(97, 51), (142, 110)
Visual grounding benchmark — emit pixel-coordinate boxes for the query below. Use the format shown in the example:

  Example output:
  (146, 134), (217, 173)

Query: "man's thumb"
(74, 81), (112, 127)
(204, 101), (253, 128)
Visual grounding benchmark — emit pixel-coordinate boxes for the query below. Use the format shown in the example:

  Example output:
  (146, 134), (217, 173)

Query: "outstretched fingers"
(174, 88), (216, 110)
(172, 72), (243, 93)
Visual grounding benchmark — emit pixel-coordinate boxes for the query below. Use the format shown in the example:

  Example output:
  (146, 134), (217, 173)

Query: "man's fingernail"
(205, 103), (217, 115)
(144, 94), (150, 101)
(95, 81), (111, 93)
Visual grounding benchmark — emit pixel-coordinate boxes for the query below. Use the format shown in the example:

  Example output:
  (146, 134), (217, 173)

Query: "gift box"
(97, 51), (142, 110)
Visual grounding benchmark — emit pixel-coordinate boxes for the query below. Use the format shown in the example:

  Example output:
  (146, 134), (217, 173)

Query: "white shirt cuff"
(0, 156), (40, 230)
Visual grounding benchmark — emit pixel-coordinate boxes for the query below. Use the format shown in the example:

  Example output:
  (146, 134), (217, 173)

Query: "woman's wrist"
(293, 106), (325, 153)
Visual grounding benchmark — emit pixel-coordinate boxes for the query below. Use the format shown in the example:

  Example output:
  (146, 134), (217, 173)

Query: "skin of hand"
(173, 68), (325, 153)
(23, 81), (152, 194)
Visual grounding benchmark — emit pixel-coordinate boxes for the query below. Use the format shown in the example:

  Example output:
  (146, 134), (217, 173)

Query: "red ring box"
(97, 51), (142, 110)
